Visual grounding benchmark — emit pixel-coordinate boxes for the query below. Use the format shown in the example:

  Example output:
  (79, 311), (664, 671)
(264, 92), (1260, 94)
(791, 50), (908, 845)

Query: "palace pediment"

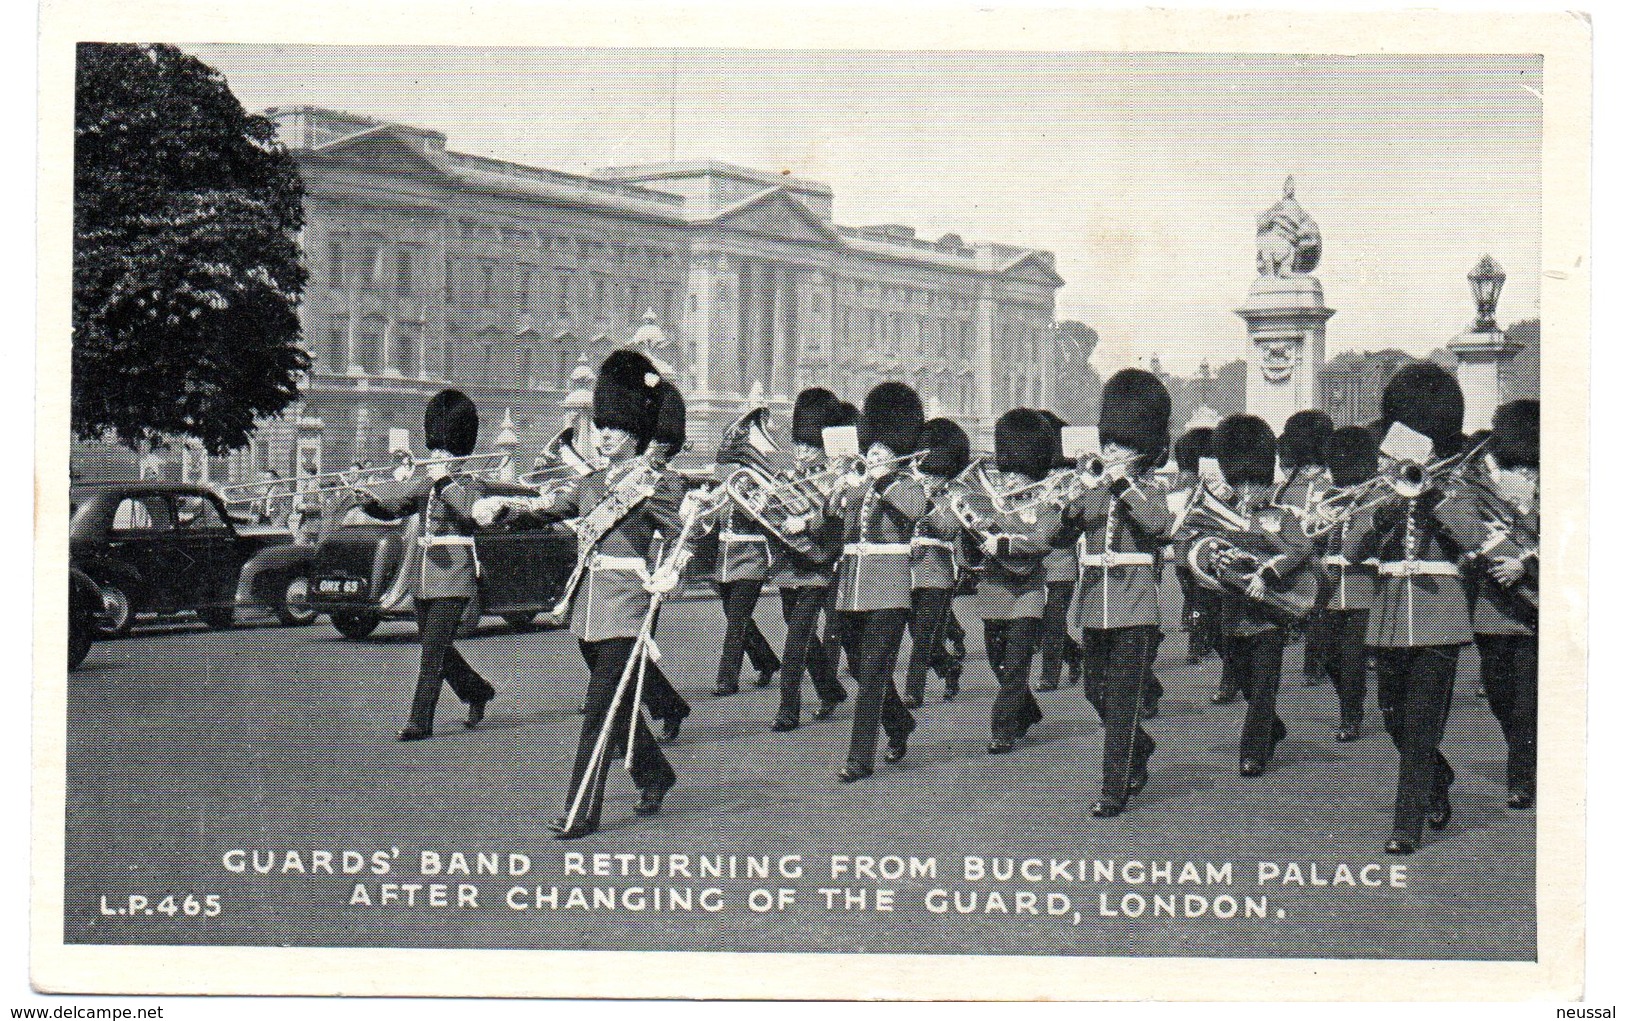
(311, 125), (452, 182)
(707, 187), (839, 246)
(998, 251), (1067, 287)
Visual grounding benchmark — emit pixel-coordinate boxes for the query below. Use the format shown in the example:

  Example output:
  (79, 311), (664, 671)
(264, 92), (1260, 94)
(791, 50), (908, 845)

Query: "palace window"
(327, 239), (345, 288)
(326, 327), (345, 372)
(395, 249), (414, 297)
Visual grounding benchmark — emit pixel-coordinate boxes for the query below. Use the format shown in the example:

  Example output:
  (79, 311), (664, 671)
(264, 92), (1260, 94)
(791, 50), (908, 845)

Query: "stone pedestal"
(1236, 274), (1335, 433)
(1448, 328), (1524, 433)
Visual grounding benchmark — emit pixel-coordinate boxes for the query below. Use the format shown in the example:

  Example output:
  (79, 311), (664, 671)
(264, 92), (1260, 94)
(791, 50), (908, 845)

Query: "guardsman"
(1317, 426), (1381, 742)
(1171, 426), (1223, 672)
(709, 421), (782, 698)
(1471, 399), (1539, 809)
(477, 350), (684, 839)
(901, 418), (970, 707)
(831, 382), (929, 782)
(1034, 410), (1084, 692)
(358, 389), (497, 742)
(976, 409), (1063, 753)
(770, 387), (849, 731)
(1061, 369), (1172, 817)
(1348, 362), (1483, 855)
(637, 380), (694, 743)
(821, 400), (861, 681)
(1211, 414), (1313, 777)
(1277, 410), (1337, 688)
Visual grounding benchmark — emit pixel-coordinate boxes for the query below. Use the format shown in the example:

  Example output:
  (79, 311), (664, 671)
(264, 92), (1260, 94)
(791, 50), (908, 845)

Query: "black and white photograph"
(28, 2), (1592, 1003)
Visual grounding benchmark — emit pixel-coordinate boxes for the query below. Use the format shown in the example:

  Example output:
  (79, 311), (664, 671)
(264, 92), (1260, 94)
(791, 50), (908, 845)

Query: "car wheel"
(68, 624), (93, 671)
(199, 605), (236, 630)
(274, 575), (318, 627)
(330, 609), (380, 640)
(502, 611), (538, 633)
(94, 583), (133, 638)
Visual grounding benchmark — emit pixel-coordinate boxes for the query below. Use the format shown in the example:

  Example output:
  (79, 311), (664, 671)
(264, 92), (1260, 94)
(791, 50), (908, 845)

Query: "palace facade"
(227, 106), (1062, 481)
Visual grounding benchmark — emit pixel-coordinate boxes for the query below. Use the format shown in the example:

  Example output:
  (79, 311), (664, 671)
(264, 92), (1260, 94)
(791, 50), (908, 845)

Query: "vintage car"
(307, 491), (579, 640)
(69, 482), (305, 636)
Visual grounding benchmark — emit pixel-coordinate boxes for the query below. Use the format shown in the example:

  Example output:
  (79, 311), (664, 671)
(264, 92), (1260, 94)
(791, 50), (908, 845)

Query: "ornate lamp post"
(1468, 254), (1508, 332)
(1448, 255), (1521, 432)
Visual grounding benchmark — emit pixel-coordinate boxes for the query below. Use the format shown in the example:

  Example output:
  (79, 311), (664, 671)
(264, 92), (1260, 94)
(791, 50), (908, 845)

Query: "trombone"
(997, 452), (1140, 507)
(1300, 435), (1491, 539)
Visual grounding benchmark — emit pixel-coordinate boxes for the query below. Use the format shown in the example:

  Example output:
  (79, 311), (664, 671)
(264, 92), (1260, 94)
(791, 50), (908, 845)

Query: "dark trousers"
(409, 598), (496, 732)
(1375, 646), (1460, 841)
(1038, 581), (1082, 687)
(777, 585), (846, 719)
(565, 637), (676, 830)
(583, 634), (688, 725)
(1081, 625), (1158, 804)
(1324, 609), (1370, 727)
(986, 617), (1044, 739)
(714, 579), (780, 692)
(1178, 569), (1223, 661)
(1228, 629), (1287, 765)
(823, 583), (852, 680)
(843, 609), (914, 770)
(1302, 610), (1337, 679)
(1477, 633), (1537, 795)
(904, 587), (956, 702)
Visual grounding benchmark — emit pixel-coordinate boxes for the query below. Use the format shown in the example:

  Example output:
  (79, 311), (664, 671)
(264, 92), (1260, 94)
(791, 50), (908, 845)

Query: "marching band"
(373, 347), (1537, 854)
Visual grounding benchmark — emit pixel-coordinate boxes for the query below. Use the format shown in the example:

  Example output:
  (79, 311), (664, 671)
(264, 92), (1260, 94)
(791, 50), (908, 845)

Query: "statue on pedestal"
(1256, 176), (1322, 277)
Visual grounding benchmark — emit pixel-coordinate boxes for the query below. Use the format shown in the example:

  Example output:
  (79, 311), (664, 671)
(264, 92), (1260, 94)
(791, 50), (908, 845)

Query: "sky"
(184, 45), (1544, 376)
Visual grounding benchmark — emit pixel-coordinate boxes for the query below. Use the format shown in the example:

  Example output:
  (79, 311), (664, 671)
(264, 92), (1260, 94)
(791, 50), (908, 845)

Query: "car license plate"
(317, 578), (364, 595)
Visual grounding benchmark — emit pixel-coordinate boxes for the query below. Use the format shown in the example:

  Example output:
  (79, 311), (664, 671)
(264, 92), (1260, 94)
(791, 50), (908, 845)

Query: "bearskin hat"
(1099, 368), (1171, 464)
(1173, 426), (1214, 475)
(593, 349), (663, 444)
(424, 388), (479, 458)
(1279, 410), (1334, 470)
(1325, 425), (1379, 487)
(827, 400), (858, 429)
(792, 387), (838, 448)
(995, 408), (1057, 482)
(1038, 410), (1071, 468)
(1491, 399), (1539, 471)
(917, 417), (971, 479)
(859, 381), (924, 455)
(1212, 414), (1277, 487)
(1380, 361), (1465, 458)
(647, 381), (686, 456)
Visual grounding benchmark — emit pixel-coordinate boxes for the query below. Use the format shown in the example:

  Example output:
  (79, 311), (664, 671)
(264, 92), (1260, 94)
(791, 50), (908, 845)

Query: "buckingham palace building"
(235, 106), (1062, 478)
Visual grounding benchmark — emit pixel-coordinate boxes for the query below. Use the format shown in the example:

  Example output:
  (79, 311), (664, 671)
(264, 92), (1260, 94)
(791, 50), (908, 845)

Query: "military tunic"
(1352, 486), (1483, 648)
(713, 502), (774, 583)
(909, 490), (961, 592)
(971, 470), (1063, 621)
(522, 460), (685, 643)
(362, 473), (487, 600)
(832, 472), (930, 612)
(1063, 476), (1173, 635)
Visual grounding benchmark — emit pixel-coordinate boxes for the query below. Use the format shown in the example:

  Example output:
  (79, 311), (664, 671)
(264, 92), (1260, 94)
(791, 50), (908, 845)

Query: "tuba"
(718, 407), (840, 564)
(944, 461), (1047, 576)
(1178, 482), (1321, 621)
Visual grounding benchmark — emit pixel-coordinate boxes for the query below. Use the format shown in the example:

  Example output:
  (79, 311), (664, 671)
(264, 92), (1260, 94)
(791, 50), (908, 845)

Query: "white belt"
(845, 542), (911, 556)
(1323, 555), (1378, 568)
(720, 531), (768, 543)
(1377, 560), (1459, 578)
(911, 537), (955, 552)
(590, 554), (651, 579)
(1078, 552), (1154, 568)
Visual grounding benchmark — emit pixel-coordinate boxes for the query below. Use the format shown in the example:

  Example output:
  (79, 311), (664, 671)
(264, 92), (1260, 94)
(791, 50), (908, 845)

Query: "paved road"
(63, 592), (1534, 958)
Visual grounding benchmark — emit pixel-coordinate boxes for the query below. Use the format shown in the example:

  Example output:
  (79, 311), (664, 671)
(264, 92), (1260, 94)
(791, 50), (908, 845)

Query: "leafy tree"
(74, 43), (308, 454)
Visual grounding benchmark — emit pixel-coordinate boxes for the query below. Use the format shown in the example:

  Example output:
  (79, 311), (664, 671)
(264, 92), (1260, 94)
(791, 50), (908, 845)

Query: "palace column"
(772, 263), (792, 398)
